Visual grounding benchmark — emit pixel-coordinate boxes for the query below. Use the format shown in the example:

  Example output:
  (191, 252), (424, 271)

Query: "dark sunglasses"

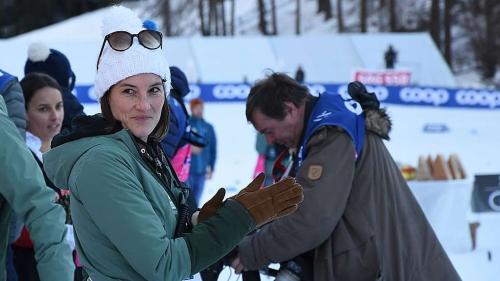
(96, 30), (163, 70)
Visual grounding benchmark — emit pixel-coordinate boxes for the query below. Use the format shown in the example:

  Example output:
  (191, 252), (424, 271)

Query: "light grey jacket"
(0, 75), (26, 139)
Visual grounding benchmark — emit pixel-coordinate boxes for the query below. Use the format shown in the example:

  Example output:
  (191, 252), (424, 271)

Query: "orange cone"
(432, 154), (452, 180)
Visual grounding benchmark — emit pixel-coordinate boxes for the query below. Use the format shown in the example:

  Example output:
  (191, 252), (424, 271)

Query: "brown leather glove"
(232, 173), (303, 227)
(196, 174), (263, 224)
(197, 188), (226, 224)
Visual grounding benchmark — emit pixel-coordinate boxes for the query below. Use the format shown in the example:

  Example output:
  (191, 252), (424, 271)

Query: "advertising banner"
(74, 83), (500, 109)
(353, 69), (412, 86)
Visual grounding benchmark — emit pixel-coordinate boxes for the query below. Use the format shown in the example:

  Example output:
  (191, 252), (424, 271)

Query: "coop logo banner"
(75, 83), (500, 109)
(399, 87), (450, 106)
(185, 84), (251, 102)
(455, 89), (500, 108)
(212, 84), (251, 100)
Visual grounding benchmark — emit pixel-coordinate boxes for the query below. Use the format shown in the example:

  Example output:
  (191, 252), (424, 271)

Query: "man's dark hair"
(246, 73), (309, 123)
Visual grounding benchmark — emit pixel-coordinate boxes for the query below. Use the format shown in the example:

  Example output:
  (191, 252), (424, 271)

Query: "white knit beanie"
(94, 6), (171, 101)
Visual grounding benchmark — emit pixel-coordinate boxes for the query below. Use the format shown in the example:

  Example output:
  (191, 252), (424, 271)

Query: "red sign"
(353, 70), (412, 86)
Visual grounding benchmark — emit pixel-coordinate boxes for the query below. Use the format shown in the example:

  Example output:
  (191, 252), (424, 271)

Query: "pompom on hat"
(24, 42), (76, 90)
(94, 6), (170, 101)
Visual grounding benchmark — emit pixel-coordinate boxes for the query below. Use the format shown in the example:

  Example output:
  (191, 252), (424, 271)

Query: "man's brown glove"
(232, 173), (304, 227)
(197, 188), (226, 224)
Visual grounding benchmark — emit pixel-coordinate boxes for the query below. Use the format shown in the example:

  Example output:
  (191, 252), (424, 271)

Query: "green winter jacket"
(44, 125), (255, 281)
(0, 96), (74, 281)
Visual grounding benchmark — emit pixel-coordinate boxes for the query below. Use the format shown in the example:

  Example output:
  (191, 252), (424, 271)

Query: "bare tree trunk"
(199, 0), (208, 35)
(207, 0), (213, 35)
(296, 0), (301, 34)
(337, 0), (344, 32)
(230, 0), (235, 35)
(318, 0), (334, 20)
(360, 0), (367, 32)
(208, 0), (218, 35)
(323, 0), (333, 20)
(443, 0), (453, 66)
(481, 0), (498, 78)
(318, 0), (325, 13)
(389, 0), (396, 31)
(220, 0), (227, 36)
(430, 0), (441, 49)
(214, 0), (220, 35)
(271, 0), (277, 34)
(164, 0), (172, 36)
(379, 0), (385, 9)
(257, 0), (269, 35)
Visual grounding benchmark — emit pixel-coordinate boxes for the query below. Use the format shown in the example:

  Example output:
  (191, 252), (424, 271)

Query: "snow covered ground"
(83, 101), (500, 281)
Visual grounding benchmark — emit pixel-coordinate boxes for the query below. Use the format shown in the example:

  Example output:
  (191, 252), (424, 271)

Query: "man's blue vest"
(297, 92), (365, 168)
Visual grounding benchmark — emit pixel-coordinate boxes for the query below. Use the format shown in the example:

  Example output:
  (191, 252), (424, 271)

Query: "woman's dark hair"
(100, 85), (170, 141)
(245, 72), (309, 123)
(20, 72), (62, 108)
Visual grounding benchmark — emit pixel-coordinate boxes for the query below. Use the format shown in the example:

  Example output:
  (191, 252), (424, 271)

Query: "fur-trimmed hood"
(365, 108), (392, 140)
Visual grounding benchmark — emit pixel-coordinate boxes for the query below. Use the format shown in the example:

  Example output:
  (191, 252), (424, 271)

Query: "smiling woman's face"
(26, 86), (64, 143)
(108, 73), (165, 142)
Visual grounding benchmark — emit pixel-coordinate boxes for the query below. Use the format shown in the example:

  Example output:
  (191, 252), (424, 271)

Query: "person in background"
(24, 42), (84, 132)
(188, 98), (217, 205)
(384, 44), (398, 69)
(294, 65), (305, 84)
(0, 93), (74, 281)
(232, 74), (460, 281)
(21, 73), (64, 155)
(12, 72), (68, 281)
(0, 69), (26, 281)
(0, 69), (26, 138)
(160, 66), (200, 212)
(253, 133), (286, 186)
(43, 6), (303, 280)
(160, 66), (193, 180)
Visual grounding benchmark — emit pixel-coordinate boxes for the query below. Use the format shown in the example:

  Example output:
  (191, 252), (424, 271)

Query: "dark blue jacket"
(161, 95), (188, 158)
(160, 66), (192, 158)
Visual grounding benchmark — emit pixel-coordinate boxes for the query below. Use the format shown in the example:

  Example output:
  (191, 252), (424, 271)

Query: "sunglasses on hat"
(96, 30), (163, 70)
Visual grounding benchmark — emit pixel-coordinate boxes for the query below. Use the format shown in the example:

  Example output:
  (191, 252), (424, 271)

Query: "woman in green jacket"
(43, 6), (303, 281)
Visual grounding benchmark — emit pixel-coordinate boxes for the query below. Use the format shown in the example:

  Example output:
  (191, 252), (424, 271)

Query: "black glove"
(347, 81), (380, 110)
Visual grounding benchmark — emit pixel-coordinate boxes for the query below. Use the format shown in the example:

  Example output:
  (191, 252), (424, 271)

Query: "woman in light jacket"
(14, 72), (66, 281)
